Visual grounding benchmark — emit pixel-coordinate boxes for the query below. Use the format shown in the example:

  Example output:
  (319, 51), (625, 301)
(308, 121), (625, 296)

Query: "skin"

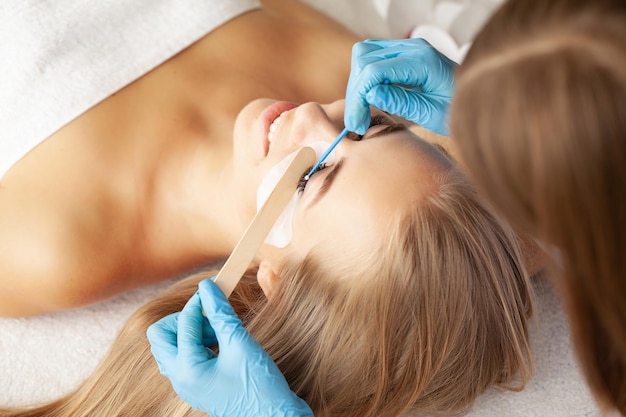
(0, 0), (541, 316)
(228, 99), (451, 294)
(0, 0), (360, 316)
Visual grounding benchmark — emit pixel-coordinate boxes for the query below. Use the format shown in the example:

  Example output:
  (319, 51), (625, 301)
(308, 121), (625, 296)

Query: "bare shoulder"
(0, 176), (128, 316)
(261, 0), (352, 30)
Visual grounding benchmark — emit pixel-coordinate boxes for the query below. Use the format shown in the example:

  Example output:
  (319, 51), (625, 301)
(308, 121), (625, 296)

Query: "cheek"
(280, 207), (318, 258)
(229, 162), (268, 228)
(231, 105), (261, 199)
(288, 203), (374, 261)
(232, 102), (256, 157)
(231, 99), (275, 181)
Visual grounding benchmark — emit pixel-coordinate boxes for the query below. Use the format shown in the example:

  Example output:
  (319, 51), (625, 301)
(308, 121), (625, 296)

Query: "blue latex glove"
(345, 38), (457, 136)
(147, 278), (313, 417)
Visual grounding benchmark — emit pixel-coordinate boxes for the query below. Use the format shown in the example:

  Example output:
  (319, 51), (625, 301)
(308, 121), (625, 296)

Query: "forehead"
(290, 130), (451, 259)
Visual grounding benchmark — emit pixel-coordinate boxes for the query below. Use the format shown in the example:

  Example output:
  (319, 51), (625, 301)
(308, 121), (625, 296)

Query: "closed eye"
(297, 113), (406, 195)
(297, 162), (327, 194)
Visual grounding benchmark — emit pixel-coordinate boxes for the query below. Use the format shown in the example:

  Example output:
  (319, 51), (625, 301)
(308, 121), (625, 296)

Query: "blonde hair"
(0, 168), (534, 417)
(451, 0), (626, 413)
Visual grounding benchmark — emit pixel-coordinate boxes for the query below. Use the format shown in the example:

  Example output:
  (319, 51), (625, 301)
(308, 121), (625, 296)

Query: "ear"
(257, 260), (279, 298)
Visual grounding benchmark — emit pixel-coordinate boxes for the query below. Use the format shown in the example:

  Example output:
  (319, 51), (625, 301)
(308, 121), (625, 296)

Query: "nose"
(288, 102), (344, 147)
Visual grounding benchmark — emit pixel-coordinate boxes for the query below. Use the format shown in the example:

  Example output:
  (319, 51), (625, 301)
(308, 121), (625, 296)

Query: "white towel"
(0, 271), (602, 416)
(0, 0), (260, 179)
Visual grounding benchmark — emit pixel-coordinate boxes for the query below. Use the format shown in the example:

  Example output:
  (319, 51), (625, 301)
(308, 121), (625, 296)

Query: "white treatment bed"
(0, 1), (603, 415)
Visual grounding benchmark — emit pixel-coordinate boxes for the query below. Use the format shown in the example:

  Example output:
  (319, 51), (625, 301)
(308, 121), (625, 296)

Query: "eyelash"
(346, 114), (395, 141)
(370, 114), (390, 127)
(297, 163), (327, 194)
(296, 114), (400, 193)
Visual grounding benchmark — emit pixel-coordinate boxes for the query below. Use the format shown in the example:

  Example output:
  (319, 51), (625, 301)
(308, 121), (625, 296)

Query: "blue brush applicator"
(304, 127), (349, 181)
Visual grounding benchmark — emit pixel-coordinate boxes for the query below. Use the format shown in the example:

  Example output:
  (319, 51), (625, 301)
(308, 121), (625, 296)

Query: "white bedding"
(0, 1), (603, 415)
(0, 271), (601, 416)
(0, 0), (260, 179)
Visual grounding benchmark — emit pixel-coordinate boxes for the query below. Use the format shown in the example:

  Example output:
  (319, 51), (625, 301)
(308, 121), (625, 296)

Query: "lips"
(259, 101), (298, 156)
(268, 111), (288, 144)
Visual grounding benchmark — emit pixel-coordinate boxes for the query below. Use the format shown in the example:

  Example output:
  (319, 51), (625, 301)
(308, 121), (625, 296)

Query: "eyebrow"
(308, 158), (345, 207)
(304, 119), (408, 208)
(366, 119), (409, 140)
(433, 143), (455, 162)
(368, 116), (456, 163)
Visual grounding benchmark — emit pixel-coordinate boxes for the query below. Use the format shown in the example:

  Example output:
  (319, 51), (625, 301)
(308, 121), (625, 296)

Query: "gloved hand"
(345, 38), (457, 136)
(146, 278), (313, 417)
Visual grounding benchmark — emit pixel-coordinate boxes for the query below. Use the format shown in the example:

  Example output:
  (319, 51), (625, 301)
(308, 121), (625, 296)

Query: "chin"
(233, 99), (277, 162)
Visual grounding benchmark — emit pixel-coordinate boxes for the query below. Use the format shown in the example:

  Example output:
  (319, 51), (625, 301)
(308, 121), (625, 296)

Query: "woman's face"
(231, 99), (453, 270)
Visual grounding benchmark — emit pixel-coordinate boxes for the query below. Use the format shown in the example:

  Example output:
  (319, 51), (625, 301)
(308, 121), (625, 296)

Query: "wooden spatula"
(213, 146), (316, 297)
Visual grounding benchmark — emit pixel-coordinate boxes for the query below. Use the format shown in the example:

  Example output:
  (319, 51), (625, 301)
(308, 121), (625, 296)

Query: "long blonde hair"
(451, 0), (626, 414)
(0, 168), (534, 417)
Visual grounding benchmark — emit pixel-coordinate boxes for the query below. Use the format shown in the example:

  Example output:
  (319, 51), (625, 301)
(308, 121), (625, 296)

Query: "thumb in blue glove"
(345, 38), (457, 136)
(146, 278), (313, 417)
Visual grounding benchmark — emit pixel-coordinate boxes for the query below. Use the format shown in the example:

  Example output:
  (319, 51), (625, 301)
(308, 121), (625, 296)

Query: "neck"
(147, 138), (245, 267)
(113, 5), (360, 273)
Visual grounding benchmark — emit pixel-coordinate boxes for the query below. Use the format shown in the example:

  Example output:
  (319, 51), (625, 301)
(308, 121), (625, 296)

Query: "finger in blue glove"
(344, 38), (457, 136)
(147, 279), (314, 417)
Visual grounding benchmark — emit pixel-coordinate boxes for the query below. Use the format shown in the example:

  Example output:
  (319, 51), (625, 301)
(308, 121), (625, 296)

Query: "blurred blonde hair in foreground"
(452, 0), (626, 414)
(0, 166), (534, 417)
